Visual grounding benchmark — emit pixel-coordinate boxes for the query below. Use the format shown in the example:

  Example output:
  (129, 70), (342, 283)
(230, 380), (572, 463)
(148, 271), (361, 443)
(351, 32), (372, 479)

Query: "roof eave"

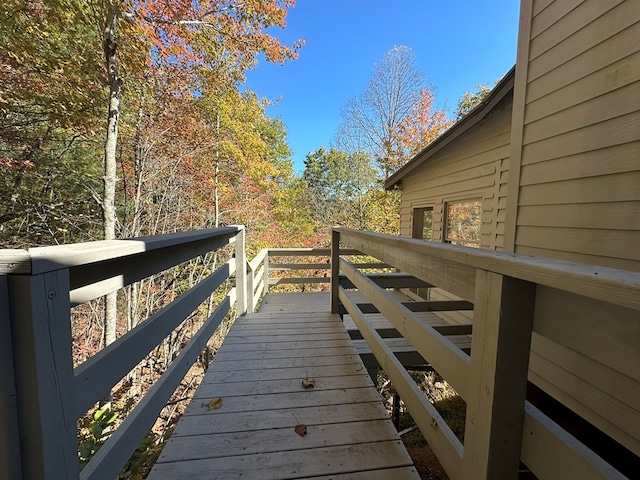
(385, 66), (516, 190)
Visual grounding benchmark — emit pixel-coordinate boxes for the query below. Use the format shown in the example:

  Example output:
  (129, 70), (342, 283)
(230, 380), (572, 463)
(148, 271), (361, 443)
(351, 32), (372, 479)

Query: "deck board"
(149, 292), (420, 479)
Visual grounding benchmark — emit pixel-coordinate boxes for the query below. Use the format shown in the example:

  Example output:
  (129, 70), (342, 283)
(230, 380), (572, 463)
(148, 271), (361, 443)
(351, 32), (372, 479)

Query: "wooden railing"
(244, 247), (388, 311)
(331, 227), (637, 480)
(0, 226), (248, 480)
(3, 225), (637, 480)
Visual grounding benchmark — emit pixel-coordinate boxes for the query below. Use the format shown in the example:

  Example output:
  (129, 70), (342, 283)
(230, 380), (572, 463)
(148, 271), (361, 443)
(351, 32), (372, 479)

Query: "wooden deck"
(148, 292), (420, 479)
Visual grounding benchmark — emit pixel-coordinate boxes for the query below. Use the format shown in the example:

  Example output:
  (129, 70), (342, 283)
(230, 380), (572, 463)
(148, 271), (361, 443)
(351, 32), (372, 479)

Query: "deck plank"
(172, 402), (390, 437)
(159, 420), (400, 462)
(149, 292), (420, 479)
(150, 441), (415, 479)
(194, 374), (373, 397)
(199, 363), (367, 384)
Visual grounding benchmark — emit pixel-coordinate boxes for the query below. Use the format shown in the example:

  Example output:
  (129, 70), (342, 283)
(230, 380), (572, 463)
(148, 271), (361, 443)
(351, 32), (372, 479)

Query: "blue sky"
(245, 1), (521, 172)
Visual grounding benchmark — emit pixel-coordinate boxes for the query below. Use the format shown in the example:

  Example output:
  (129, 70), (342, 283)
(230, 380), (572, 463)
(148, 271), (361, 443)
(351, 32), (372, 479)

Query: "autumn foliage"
(0, 3), (463, 475)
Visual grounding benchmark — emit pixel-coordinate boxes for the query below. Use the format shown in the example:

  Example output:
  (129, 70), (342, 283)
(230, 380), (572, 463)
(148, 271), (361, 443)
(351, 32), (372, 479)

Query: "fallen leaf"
(295, 424), (307, 436)
(301, 377), (316, 389)
(205, 397), (223, 410)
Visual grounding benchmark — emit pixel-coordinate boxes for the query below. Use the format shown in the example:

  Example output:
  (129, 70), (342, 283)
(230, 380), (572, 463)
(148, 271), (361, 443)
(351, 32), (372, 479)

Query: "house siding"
(399, 94), (512, 249)
(506, 0), (640, 456)
(513, 0), (640, 271)
(399, 94), (512, 325)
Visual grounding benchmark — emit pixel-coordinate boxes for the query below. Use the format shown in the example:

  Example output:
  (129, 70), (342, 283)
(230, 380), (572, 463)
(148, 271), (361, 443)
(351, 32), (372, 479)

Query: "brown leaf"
(295, 424), (307, 436)
(205, 397), (223, 410)
(301, 377), (316, 389)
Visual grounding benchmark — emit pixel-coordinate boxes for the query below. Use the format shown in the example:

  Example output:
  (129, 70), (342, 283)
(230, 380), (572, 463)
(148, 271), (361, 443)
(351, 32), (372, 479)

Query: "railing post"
(330, 229), (340, 314)
(246, 261), (255, 313)
(263, 250), (269, 296)
(8, 270), (79, 480)
(0, 276), (22, 480)
(235, 227), (247, 316)
(462, 269), (536, 479)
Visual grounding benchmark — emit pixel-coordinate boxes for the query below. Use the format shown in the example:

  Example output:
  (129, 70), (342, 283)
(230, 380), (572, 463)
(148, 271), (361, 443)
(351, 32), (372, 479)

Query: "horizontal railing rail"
(243, 247), (392, 312)
(1, 226), (248, 480)
(331, 227), (636, 480)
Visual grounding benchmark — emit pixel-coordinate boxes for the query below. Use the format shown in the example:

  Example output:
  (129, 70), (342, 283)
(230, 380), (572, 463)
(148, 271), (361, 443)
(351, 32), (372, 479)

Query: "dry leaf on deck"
(301, 377), (316, 389)
(295, 424), (307, 436)
(205, 397), (223, 410)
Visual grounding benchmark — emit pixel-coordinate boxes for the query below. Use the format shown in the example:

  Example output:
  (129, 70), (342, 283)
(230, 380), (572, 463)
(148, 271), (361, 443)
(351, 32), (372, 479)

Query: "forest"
(0, 1), (489, 477)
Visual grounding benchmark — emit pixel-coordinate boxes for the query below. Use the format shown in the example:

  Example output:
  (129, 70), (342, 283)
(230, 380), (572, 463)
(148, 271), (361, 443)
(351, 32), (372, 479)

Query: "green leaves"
(78, 404), (119, 467)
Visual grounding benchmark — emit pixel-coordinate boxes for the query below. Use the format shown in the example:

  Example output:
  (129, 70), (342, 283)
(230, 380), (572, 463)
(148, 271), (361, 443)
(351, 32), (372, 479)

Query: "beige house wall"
(506, 0), (640, 272)
(399, 94), (512, 250)
(505, 0), (640, 456)
(398, 95), (512, 325)
(396, 0), (640, 458)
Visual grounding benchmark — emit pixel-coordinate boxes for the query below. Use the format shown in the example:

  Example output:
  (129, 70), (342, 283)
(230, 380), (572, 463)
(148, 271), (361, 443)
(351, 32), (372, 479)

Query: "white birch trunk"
(102, 4), (121, 346)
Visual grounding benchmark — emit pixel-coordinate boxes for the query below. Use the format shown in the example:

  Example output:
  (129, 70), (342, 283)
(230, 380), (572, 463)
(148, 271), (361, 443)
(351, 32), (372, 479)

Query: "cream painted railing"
(331, 227), (637, 480)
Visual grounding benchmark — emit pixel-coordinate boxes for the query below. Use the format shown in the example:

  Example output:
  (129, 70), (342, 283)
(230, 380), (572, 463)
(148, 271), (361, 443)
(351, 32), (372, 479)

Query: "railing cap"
(0, 226), (243, 275)
(333, 227), (640, 311)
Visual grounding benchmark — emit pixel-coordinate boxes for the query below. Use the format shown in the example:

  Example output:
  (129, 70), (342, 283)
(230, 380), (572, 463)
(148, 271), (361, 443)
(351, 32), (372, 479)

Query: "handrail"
(331, 227), (635, 480)
(336, 227), (640, 310)
(1, 226), (247, 480)
(242, 247), (391, 313)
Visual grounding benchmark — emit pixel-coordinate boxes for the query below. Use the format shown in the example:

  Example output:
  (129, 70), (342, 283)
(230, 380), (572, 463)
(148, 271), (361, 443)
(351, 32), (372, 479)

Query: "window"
(445, 199), (482, 248)
(411, 206), (433, 299)
(412, 207), (433, 241)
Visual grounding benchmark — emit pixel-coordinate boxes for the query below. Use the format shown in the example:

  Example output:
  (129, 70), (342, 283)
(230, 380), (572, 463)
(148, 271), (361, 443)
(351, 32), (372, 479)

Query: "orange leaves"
(398, 87), (453, 157)
(0, 158), (35, 169)
(131, 0), (303, 75)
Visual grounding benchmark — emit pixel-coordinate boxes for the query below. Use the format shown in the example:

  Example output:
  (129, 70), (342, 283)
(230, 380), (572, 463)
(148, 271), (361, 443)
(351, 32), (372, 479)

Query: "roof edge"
(385, 66), (516, 190)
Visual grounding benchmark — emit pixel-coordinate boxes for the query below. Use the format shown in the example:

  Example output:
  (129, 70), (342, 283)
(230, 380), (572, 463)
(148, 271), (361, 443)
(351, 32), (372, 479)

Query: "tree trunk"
(102, 3), (121, 346)
(214, 114), (220, 228)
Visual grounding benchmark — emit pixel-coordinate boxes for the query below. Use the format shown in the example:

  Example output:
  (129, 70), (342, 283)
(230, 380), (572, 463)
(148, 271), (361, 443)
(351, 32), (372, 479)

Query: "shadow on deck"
(149, 292), (421, 479)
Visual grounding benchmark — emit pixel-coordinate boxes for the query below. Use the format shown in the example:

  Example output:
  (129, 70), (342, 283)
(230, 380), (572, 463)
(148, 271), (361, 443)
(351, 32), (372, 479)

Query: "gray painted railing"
(0, 226), (247, 480)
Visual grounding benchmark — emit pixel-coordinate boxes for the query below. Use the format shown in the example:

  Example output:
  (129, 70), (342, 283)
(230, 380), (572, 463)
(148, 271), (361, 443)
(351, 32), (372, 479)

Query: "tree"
(95, 0), (303, 346)
(302, 147), (374, 231)
(455, 84), (492, 120)
(399, 88), (453, 156)
(338, 46), (450, 177)
(336, 46), (450, 235)
(0, 0), (106, 246)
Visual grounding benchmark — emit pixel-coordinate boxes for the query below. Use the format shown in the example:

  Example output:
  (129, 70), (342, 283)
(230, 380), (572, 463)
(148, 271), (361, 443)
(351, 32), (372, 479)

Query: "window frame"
(443, 198), (483, 248)
(411, 206), (434, 241)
